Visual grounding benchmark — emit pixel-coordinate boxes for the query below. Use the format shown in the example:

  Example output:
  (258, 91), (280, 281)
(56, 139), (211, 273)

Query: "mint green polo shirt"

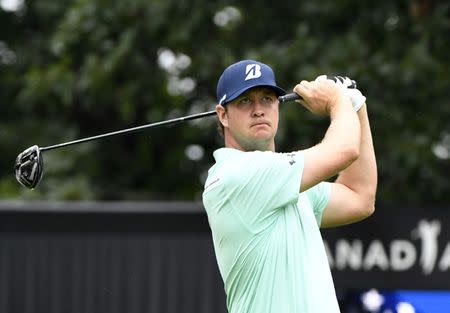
(202, 148), (340, 313)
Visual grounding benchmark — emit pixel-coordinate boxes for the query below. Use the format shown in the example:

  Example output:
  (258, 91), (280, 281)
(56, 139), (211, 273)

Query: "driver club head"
(14, 145), (44, 189)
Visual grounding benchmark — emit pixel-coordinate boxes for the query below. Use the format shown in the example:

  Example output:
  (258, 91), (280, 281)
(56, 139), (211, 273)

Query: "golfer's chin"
(246, 133), (275, 151)
(251, 127), (274, 141)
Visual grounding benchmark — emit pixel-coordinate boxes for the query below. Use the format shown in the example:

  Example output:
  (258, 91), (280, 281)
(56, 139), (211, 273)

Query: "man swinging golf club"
(202, 60), (377, 313)
(13, 57), (376, 312)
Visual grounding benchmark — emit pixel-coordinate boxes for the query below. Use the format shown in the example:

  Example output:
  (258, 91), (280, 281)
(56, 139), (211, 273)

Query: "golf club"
(14, 94), (303, 189)
(13, 82), (357, 190)
(14, 110), (217, 189)
(15, 76), (357, 189)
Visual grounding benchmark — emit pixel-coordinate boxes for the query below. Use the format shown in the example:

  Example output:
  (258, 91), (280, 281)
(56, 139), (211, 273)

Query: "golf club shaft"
(40, 110), (217, 152)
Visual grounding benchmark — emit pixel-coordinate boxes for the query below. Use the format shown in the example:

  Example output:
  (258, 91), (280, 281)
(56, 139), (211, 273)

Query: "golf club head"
(14, 145), (44, 189)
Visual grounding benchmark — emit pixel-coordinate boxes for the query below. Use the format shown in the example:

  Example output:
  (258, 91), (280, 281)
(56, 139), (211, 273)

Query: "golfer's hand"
(292, 79), (351, 116)
(316, 75), (366, 111)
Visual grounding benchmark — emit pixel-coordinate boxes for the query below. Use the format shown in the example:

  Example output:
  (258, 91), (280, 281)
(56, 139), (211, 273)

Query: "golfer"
(202, 60), (377, 313)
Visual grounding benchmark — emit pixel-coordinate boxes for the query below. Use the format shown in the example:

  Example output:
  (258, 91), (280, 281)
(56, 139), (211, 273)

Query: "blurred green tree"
(0, 0), (448, 207)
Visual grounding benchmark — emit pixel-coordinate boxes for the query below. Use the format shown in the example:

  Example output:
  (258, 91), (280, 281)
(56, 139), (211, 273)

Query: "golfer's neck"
(224, 136), (275, 152)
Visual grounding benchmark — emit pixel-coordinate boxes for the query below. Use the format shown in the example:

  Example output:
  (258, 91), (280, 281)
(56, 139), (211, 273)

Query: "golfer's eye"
(261, 95), (276, 104)
(237, 97), (252, 106)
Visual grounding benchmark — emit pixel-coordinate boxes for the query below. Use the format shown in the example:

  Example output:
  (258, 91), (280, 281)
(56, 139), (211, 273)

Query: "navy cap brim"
(221, 84), (286, 105)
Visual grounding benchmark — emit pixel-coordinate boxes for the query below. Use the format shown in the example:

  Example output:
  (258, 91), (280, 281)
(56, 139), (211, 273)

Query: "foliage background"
(1, 0), (449, 207)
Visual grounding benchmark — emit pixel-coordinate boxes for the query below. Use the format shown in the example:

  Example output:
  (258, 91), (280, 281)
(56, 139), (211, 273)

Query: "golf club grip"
(278, 93), (302, 102)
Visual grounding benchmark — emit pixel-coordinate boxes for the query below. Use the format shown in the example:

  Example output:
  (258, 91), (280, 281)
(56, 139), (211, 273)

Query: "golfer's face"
(226, 87), (279, 151)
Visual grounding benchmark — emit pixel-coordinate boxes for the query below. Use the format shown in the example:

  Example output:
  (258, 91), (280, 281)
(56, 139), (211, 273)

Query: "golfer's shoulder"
(211, 149), (262, 180)
(219, 149), (282, 168)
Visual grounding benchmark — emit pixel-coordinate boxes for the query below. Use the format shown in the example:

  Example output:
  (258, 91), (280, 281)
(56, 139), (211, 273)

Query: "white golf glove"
(315, 75), (366, 111)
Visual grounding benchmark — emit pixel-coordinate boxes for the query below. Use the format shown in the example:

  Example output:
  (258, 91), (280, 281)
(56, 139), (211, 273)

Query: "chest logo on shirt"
(287, 153), (296, 165)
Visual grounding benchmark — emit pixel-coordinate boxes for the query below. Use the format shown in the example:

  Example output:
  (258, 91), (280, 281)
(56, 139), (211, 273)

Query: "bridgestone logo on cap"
(245, 64), (262, 81)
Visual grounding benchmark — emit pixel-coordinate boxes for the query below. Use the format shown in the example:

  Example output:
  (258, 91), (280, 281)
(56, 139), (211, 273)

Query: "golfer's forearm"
(321, 97), (361, 170)
(300, 94), (361, 192)
(335, 105), (377, 200)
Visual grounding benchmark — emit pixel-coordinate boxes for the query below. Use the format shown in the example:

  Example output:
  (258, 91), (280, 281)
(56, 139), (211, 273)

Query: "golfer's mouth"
(251, 121), (270, 128)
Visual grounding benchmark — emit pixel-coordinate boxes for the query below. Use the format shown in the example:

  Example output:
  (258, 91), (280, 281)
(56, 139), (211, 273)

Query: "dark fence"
(0, 201), (449, 313)
(0, 202), (226, 313)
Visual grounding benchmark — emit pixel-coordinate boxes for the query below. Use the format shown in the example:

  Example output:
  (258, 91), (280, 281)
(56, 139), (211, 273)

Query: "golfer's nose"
(252, 101), (265, 117)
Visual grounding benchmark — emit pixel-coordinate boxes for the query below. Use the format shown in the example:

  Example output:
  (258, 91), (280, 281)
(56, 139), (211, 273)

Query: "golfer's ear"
(216, 104), (228, 127)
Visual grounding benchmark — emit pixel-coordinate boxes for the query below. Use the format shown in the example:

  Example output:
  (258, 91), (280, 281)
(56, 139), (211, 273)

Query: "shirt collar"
(213, 147), (243, 162)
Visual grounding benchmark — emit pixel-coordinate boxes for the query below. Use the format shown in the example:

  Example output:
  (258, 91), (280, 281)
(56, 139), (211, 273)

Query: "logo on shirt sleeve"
(204, 178), (221, 192)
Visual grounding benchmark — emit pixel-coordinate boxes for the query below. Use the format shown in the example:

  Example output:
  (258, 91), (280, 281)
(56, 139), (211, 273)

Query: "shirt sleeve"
(223, 150), (304, 227)
(305, 182), (332, 226)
